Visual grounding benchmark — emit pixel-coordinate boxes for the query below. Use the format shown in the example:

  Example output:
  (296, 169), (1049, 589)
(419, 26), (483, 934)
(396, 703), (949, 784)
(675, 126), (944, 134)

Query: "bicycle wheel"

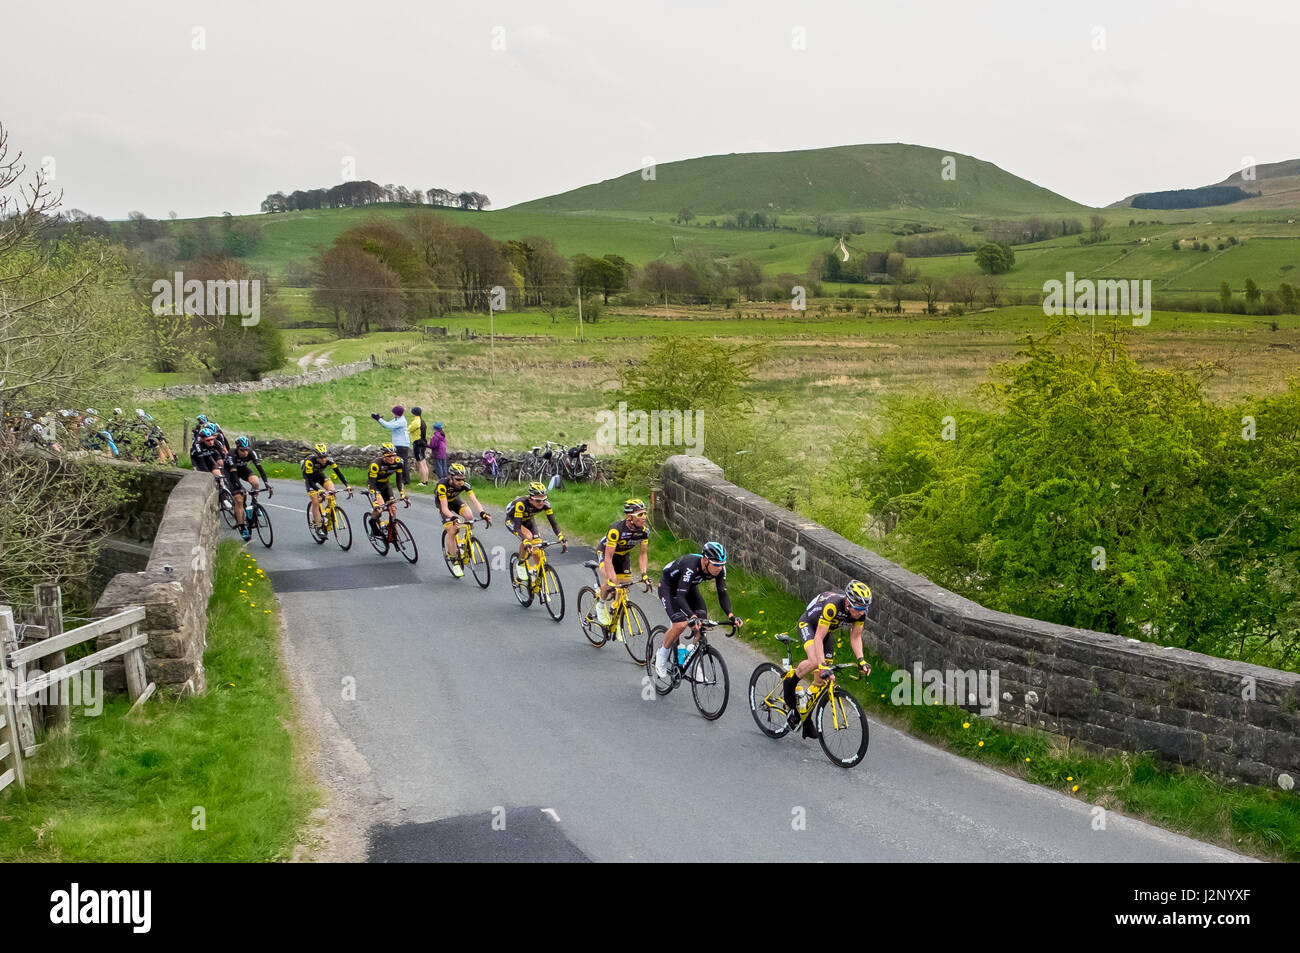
(306, 503), (327, 544)
(332, 506), (352, 551)
(220, 489), (236, 529)
(494, 463), (510, 488)
(620, 601), (650, 664)
(817, 686), (869, 768)
(576, 587), (606, 646)
(540, 566), (564, 622)
(367, 513), (389, 556)
(690, 646), (729, 720)
(254, 503), (274, 548)
(391, 518), (418, 564)
(748, 663), (793, 738)
(509, 554), (534, 607)
(645, 625), (675, 695)
(469, 538), (490, 588)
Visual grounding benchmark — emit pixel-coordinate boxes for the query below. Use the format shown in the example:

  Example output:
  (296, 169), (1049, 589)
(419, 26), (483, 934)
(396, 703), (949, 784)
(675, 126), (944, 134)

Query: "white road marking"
(540, 808), (561, 823)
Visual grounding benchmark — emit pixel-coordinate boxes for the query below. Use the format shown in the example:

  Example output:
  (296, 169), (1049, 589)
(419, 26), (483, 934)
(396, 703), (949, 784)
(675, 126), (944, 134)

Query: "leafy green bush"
(839, 320), (1300, 669)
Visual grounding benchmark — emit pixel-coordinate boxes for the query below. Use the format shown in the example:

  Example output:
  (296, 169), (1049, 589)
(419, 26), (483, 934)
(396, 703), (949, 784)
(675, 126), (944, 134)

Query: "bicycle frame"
(763, 637), (856, 730)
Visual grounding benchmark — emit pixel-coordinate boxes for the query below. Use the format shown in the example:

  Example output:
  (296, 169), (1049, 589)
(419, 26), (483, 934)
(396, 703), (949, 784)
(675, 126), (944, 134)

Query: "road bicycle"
(444, 513), (490, 587)
(365, 493), (418, 563)
(234, 486), (273, 548)
(576, 562), (650, 663)
(307, 488), (352, 551)
(645, 618), (734, 720)
(747, 633), (870, 767)
(509, 538), (565, 621)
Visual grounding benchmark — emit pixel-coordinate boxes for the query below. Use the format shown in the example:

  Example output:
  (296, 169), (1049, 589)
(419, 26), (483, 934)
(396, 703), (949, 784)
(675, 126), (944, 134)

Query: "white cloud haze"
(4, 0), (1296, 218)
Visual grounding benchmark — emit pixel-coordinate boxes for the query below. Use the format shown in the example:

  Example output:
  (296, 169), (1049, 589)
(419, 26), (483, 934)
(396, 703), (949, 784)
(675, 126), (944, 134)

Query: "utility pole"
(488, 291), (496, 382)
(576, 280), (584, 341)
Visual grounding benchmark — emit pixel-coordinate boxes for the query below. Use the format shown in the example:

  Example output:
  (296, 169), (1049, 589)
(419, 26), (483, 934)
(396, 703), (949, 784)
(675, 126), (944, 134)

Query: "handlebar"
(690, 618), (738, 638)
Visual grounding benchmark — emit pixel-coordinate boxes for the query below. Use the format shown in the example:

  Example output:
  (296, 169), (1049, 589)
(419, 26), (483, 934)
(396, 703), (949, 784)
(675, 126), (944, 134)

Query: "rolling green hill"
(513, 143), (1087, 216)
(1112, 158), (1300, 211)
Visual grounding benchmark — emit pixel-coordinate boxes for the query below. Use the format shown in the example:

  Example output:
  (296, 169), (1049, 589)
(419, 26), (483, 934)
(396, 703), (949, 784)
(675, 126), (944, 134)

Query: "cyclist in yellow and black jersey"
(366, 443), (408, 536)
(505, 481), (566, 582)
(782, 582), (873, 734)
(302, 443), (352, 529)
(593, 499), (652, 624)
(437, 462), (492, 575)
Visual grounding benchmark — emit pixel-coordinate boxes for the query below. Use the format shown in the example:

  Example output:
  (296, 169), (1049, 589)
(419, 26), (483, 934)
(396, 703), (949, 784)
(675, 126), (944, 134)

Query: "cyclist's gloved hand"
(640, 573), (651, 592)
(728, 614), (743, 630)
(482, 512), (493, 526)
(346, 488), (354, 499)
(858, 658), (871, 677)
(267, 485), (274, 498)
(402, 495), (410, 508)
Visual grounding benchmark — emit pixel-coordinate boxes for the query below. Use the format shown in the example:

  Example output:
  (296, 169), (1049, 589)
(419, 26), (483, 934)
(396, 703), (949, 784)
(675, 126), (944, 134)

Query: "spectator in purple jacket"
(431, 421), (448, 481)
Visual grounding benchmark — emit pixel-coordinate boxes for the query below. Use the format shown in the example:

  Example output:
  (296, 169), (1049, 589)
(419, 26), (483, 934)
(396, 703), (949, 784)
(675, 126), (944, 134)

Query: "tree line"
(259, 181), (490, 213)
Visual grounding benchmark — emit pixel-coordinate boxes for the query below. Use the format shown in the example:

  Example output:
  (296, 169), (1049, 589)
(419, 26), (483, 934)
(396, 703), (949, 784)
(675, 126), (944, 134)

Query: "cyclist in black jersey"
(595, 499), (653, 624)
(366, 443), (409, 537)
(653, 541), (743, 678)
(190, 426), (230, 502)
(782, 581), (872, 733)
(437, 462), (492, 575)
(302, 443), (352, 529)
(225, 436), (273, 541)
(505, 481), (566, 582)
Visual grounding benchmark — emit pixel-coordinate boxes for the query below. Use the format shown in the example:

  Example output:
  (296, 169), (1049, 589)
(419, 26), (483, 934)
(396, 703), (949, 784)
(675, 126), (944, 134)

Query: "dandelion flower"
(977, 741), (984, 747)
(962, 722), (970, 729)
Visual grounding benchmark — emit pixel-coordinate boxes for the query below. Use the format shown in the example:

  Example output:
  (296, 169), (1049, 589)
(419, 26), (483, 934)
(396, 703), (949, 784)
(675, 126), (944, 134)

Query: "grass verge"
(0, 542), (314, 861)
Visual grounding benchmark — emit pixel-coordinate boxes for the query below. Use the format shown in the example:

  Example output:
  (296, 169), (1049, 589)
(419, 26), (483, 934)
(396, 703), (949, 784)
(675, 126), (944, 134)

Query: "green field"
(143, 306), (1300, 470)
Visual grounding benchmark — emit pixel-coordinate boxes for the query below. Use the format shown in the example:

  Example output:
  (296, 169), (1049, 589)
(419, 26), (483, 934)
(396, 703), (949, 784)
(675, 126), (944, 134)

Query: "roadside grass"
(666, 536), (1300, 862)
(0, 543), (314, 861)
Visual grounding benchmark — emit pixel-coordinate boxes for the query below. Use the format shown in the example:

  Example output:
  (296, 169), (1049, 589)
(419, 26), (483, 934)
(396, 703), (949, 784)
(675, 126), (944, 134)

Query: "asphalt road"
(253, 487), (1252, 863)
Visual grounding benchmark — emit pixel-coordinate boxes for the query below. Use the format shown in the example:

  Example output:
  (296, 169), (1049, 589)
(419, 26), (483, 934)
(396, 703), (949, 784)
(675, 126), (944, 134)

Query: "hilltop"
(513, 143), (1087, 216)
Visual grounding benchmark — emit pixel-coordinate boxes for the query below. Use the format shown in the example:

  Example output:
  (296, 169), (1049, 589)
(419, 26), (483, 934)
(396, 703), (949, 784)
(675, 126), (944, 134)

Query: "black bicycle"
(235, 486), (273, 548)
(364, 495), (418, 563)
(645, 618), (734, 720)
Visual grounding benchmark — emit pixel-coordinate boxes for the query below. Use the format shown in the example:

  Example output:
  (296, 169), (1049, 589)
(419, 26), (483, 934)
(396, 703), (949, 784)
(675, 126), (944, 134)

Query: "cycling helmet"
(313, 443), (329, 455)
(701, 541), (727, 565)
(448, 463), (468, 477)
(624, 498), (647, 514)
(528, 481), (548, 497)
(380, 441), (396, 454)
(196, 414), (209, 425)
(845, 579), (872, 612)
(235, 436), (251, 449)
(200, 425), (217, 439)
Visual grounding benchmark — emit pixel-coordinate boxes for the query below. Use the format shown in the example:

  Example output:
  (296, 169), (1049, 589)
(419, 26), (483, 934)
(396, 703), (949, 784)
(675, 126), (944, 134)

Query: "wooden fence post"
(36, 582), (69, 732)
(0, 608), (25, 791)
(0, 607), (36, 754)
(122, 622), (149, 704)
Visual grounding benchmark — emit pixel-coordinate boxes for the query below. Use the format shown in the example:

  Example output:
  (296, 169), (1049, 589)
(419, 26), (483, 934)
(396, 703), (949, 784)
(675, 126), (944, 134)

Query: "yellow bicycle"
(748, 633), (870, 768)
(510, 538), (565, 621)
(306, 488), (352, 550)
(444, 514), (490, 588)
(576, 561), (649, 663)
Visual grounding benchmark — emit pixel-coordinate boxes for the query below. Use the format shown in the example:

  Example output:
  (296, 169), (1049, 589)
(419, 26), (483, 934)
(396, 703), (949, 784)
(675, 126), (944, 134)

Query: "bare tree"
(0, 122), (141, 602)
(948, 273), (981, 309)
(982, 275), (1005, 308)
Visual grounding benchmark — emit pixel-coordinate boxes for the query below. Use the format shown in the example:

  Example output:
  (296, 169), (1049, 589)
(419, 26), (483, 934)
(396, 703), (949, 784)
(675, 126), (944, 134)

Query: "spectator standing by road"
(409, 406), (430, 485)
(431, 421), (448, 482)
(372, 405), (412, 482)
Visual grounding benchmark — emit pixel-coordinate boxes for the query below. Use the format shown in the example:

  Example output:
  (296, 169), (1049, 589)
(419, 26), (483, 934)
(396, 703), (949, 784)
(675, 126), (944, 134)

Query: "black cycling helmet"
(701, 541), (727, 564)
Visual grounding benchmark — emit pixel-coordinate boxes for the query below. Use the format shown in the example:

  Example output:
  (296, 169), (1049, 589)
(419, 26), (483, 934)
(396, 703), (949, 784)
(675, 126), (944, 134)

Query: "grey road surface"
(253, 488), (1252, 863)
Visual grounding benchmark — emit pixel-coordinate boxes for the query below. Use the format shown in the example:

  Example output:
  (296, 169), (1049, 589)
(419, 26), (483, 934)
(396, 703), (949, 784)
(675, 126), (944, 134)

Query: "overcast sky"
(4, 0), (1296, 219)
